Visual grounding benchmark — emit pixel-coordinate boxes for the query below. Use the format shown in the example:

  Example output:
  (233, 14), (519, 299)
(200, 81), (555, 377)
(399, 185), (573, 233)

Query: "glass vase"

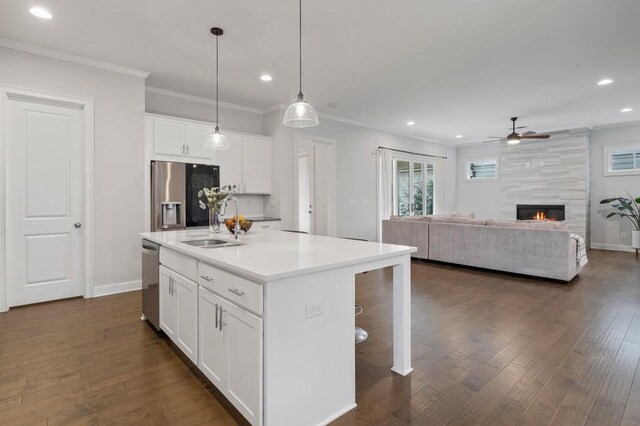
(209, 207), (221, 233)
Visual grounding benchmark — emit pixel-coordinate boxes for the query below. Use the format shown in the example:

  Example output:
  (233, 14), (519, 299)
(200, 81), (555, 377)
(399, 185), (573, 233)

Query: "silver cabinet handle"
(215, 303), (220, 329)
(219, 307), (225, 330)
(168, 276), (173, 295)
(200, 275), (215, 282)
(74, 222), (82, 228)
(228, 288), (245, 297)
(187, 145), (190, 155)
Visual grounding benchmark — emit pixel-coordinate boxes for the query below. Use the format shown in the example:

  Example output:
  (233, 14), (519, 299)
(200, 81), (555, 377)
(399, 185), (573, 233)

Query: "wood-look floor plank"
(0, 249), (638, 425)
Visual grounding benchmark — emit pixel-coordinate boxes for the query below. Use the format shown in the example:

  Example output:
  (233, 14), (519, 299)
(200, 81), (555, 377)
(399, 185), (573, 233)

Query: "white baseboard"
(590, 243), (636, 253)
(93, 280), (142, 297)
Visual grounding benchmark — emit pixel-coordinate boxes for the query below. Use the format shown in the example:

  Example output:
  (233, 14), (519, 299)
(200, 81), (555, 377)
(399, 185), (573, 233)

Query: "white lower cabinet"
(159, 266), (199, 364)
(159, 266), (176, 340)
(198, 286), (263, 426)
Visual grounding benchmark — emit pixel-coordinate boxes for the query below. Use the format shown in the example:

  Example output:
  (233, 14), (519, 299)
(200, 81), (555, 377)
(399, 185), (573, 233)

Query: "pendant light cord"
(298, 0), (302, 96)
(216, 33), (220, 130)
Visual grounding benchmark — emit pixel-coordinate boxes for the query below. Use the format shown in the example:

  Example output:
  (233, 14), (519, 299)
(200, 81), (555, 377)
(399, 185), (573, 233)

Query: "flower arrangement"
(198, 185), (237, 211)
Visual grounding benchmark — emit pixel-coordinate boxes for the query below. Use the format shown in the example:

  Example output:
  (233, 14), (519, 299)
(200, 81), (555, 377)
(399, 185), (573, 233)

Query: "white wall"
(264, 108), (456, 241)
(145, 89), (264, 135)
(591, 123), (640, 250)
(0, 46), (146, 296)
(455, 142), (501, 219)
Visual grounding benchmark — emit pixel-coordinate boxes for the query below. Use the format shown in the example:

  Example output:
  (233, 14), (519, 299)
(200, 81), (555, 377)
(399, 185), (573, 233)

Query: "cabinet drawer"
(199, 263), (263, 316)
(160, 248), (198, 283)
(254, 221), (281, 232)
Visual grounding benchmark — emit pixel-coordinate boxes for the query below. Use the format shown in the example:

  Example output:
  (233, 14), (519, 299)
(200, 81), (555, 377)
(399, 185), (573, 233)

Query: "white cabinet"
(174, 273), (199, 362)
(217, 133), (244, 190)
(253, 220), (281, 232)
(185, 123), (215, 159)
(225, 298), (263, 426)
(242, 136), (272, 194)
(159, 266), (176, 339)
(199, 287), (226, 389)
(198, 284), (263, 426)
(153, 118), (186, 156)
(159, 265), (199, 364)
(145, 114), (272, 194)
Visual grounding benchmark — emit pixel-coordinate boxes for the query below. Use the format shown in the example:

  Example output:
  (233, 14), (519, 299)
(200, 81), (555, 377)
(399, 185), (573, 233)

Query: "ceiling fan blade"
(483, 139), (502, 143)
(521, 134), (551, 139)
(508, 126), (528, 130)
(521, 131), (536, 136)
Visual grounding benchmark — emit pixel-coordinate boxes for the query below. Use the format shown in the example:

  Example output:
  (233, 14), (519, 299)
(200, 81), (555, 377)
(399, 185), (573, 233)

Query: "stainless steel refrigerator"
(150, 161), (220, 232)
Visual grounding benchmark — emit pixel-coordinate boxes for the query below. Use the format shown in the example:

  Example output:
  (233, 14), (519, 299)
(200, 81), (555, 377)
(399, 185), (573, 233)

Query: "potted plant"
(198, 185), (236, 232)
(600, 192), (640, 250)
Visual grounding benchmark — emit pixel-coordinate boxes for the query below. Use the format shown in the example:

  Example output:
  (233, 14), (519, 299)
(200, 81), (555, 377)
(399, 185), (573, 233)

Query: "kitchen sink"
(181, 238), (240, 248)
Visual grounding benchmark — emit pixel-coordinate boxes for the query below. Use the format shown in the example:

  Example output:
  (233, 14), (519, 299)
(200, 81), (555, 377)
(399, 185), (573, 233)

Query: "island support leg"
(391, 254), (413, 376)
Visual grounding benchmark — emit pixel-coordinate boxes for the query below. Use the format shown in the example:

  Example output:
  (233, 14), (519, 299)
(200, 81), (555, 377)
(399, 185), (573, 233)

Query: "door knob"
(74, 222), (82, 228)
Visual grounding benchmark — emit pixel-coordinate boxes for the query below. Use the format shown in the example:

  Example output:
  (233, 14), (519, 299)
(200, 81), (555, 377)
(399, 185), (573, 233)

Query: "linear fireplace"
(516, 204), (565, 221)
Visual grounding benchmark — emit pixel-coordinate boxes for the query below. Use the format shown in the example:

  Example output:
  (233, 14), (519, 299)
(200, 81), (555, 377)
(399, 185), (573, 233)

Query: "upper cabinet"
(185, 123), (216, 159)
(217, 133), (244, 190)
(243, 136), (272, 194)
(153, 118), (185, 156)
(145, 114), (272, 194)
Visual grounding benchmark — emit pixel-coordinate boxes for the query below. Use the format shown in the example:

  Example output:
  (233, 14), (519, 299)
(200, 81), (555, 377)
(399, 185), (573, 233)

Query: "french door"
(394, 159), (434, 216)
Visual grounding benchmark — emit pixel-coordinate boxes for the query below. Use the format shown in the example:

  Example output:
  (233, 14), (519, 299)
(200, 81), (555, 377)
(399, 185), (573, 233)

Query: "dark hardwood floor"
(1, 249), (639, 425)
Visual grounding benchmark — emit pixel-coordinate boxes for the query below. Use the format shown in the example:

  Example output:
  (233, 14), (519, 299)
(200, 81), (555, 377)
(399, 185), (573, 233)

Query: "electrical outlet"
(360, 199), (366, 206)
(306, 301), (324, 319)
(621, 232), (628, 240)
(350, 199), (356, 206)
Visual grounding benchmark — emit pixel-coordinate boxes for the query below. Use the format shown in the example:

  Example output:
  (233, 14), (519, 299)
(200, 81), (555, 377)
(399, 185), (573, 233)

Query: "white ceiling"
(1, 0), (639, 145)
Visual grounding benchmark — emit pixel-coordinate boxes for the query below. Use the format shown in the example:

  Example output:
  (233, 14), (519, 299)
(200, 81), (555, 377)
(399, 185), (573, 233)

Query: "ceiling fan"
(488, 117), (551, 145)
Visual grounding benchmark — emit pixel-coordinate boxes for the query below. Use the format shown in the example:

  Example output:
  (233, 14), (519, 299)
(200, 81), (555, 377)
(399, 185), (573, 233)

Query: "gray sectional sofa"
(382, 215), (583, 282)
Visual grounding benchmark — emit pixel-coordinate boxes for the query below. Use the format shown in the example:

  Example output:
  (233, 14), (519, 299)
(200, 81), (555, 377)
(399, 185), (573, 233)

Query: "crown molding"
(591, 120), (640, 131)
(0, 38), (149, 78)
(145, 86), (264, 115)
(315, 111), (450, 147)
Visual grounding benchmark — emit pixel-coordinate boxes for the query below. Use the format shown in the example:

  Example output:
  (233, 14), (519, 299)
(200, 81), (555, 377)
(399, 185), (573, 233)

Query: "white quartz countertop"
(140, 229), (416, 282)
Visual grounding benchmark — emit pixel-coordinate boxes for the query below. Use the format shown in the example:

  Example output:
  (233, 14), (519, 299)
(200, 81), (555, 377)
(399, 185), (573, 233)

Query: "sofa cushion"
(486, 219), (567, 230)
(520, 220), (569, 230)
(431, 217), (486, 225)
(389, 215), (430, 221)
(450, 211), (476, 219)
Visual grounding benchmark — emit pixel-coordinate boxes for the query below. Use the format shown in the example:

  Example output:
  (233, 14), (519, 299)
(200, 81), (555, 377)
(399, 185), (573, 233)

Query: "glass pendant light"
(205, 27), (229, 150)
(283, 0), (319, 128)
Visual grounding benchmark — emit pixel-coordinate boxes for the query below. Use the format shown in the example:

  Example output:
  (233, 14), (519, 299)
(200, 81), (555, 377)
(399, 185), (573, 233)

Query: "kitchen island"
(139, 229), (416, 426)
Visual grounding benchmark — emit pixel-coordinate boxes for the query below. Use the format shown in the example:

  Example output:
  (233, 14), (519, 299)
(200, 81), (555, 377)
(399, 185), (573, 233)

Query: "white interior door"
(5, 95), (83, 307)
(297, 148), (315, 234)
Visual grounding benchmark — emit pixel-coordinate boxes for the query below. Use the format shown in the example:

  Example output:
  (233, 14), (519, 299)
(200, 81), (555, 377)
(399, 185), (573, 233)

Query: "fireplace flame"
(534, 211), (546, 220)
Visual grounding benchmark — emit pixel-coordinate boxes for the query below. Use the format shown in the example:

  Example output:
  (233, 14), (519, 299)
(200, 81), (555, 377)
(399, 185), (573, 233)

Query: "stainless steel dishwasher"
(141, 239), (160, 330)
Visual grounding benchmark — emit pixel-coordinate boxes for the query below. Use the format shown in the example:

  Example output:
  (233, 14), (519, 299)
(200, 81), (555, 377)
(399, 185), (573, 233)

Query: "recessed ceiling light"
(621, 108), (633, 113)
(29, 7), (52, 19)
(455, 135), (463, 139)
(260, 74), (272, 82)
(406, 121), (415, 126)
(597, 78), (614, 86)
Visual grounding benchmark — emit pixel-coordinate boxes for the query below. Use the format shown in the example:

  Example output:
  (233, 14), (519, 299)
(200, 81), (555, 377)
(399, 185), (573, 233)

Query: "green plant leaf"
(600, 198), (618, 204)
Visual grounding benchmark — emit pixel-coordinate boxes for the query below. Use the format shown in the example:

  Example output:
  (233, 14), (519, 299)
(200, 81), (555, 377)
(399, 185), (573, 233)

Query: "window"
(394, 159), (435, 216)
(605, 146), (640, 176)
(466, 159), (497, 180)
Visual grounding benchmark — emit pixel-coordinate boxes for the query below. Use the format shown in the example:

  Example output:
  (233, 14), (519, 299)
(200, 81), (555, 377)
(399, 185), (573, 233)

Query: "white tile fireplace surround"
(499, 128), (590, 243)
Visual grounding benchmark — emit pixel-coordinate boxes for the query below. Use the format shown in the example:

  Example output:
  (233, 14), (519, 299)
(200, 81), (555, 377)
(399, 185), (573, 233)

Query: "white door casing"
(5, 95), (85, 307)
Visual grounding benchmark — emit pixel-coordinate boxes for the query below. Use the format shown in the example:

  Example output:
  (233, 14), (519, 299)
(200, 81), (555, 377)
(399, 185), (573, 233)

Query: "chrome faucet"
(226, 197), (242, 240)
